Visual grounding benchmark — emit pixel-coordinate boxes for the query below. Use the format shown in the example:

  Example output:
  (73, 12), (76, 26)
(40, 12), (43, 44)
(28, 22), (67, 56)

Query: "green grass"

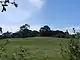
(0, 37), (67, 60)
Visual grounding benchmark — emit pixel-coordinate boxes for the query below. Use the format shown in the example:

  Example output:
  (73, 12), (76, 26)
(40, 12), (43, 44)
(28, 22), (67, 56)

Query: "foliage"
(2, 31), (12, 38)
(0, 39), (10, 60)
(0, 27), (2, 34)
(39, 25), (69, 37)
(20, 24), (30, 31)
(52, 30), (66, 38)
(32, 30), (39, 37)
(0, 0), (18, 12)
(0, 24), (39, 38)
(0, 24), (71, 39)
(11, 29), (39, 38)
(60, 32), (80, 60)
(39, 25), (51, 36)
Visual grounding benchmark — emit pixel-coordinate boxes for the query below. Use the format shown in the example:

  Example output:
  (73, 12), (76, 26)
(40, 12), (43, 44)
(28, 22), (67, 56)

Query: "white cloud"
(29, 0), (44, 9)
(0, 8), (31, 23)
(0, 0), (44, 32)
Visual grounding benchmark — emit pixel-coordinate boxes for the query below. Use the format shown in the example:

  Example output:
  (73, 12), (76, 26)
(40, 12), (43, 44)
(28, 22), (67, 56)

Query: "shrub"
(60, 34), (80, 60)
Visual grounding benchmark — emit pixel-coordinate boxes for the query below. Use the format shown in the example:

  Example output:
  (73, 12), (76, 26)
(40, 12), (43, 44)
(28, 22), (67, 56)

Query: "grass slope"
(0, 37), (67, 60)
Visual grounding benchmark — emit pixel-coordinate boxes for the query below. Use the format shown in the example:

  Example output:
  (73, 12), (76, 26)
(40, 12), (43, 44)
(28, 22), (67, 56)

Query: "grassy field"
(0, 37), (68, 60)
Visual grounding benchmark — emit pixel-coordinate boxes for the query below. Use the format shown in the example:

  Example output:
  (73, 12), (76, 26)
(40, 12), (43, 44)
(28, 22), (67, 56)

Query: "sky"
(0, 0), (80, 34)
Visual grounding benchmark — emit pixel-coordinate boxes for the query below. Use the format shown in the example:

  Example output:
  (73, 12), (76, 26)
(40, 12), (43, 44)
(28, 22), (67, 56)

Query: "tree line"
(0, 24), (72, 39)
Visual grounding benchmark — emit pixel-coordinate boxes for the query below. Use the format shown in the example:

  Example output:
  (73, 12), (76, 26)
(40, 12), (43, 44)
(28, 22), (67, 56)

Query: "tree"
(20, 29), (31, 38)
(19, 24), (31, 38)
(39, 25), (52, 36)
(52, 30), (65, 38)
(0, 27), (2, 34)
(0, 0), (18, 12)
(32, 30), (39, 37)
(20, 24), (30, 31)
(11, 24), (31, 38)
(40, 25), (51, 32)
(12, 31), (22, 38)
(73, 28), (75, 34)
(2, 31), (12, 38)
(65, 29), (69, 38)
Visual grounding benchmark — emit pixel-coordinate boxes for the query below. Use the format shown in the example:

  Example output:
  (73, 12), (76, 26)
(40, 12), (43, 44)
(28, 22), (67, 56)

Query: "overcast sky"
(0, 0), (80, 34)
